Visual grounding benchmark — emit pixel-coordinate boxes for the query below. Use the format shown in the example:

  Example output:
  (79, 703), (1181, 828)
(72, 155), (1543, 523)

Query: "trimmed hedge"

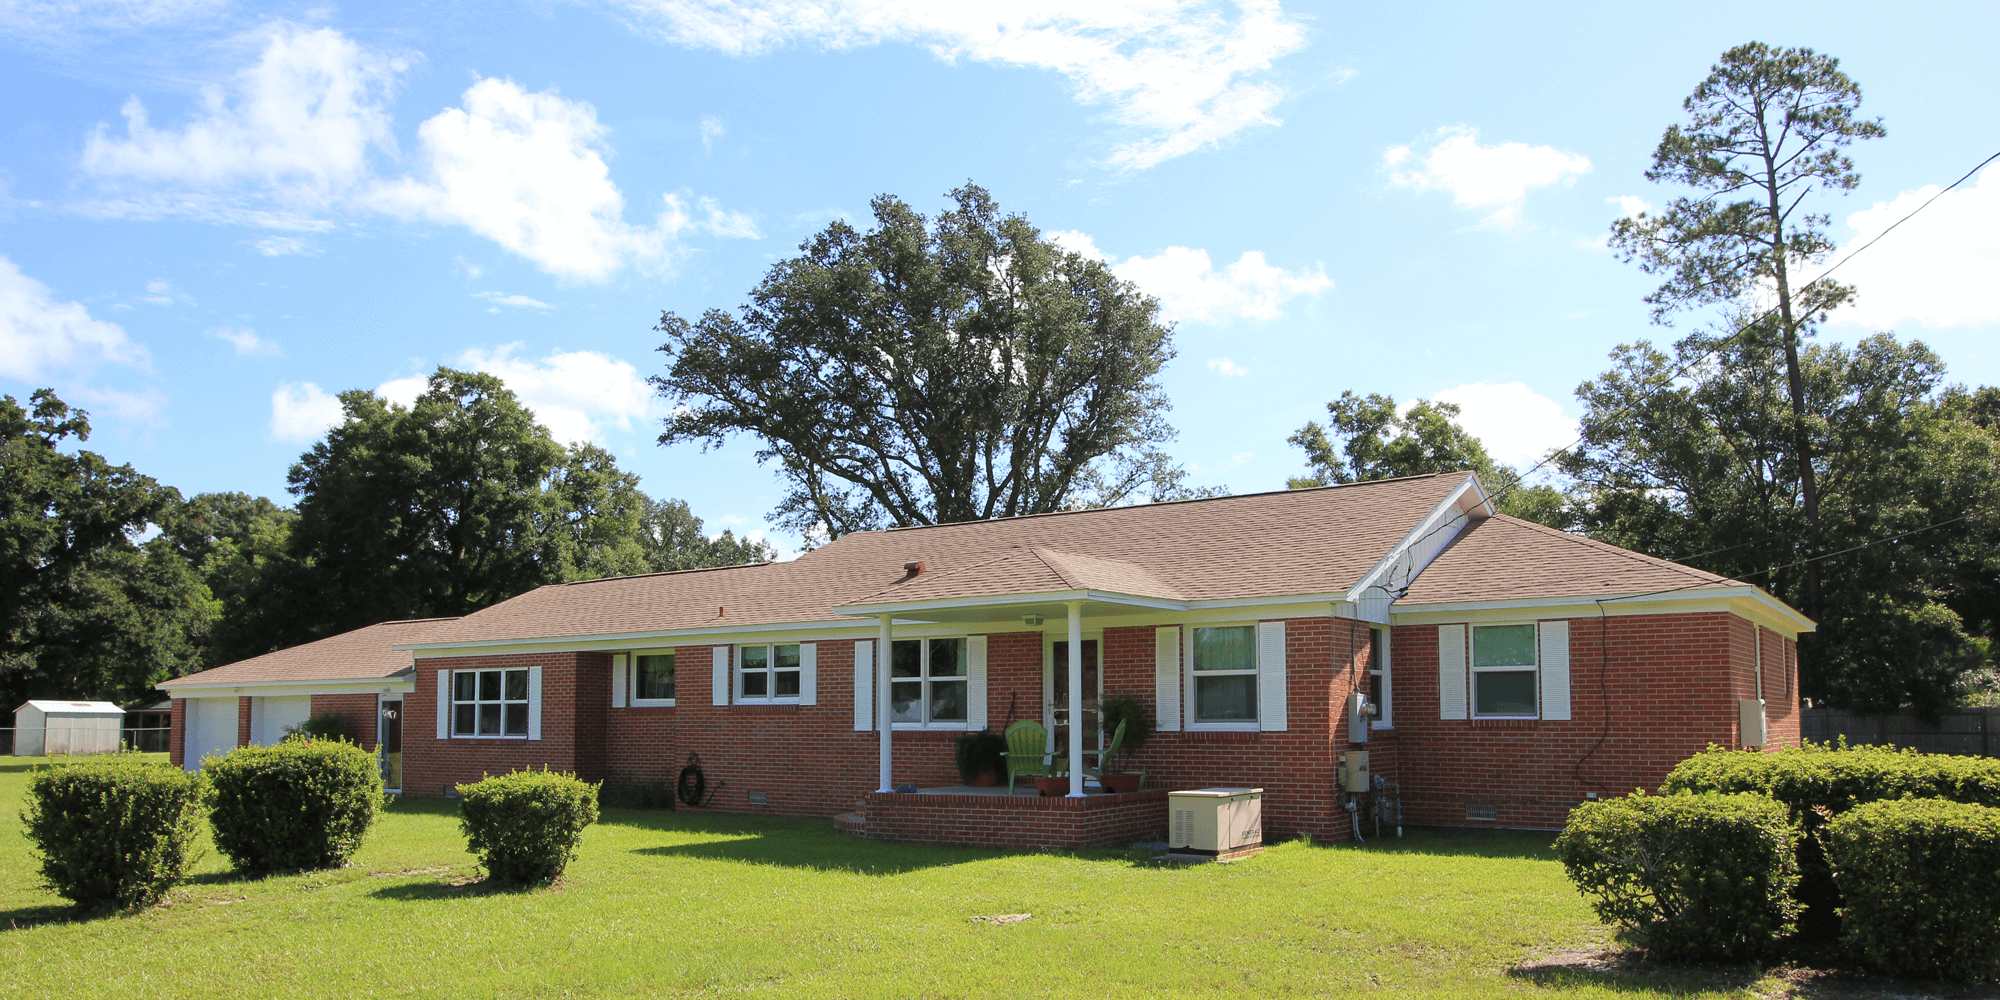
(205, 738), (383, 872)
(1661, 742), (2000, 937)
(20, 756), (205, 909)
(1554, 791), (1798, 961)
(458, 769), (600, 886)
(1827, 798), (2000, 981)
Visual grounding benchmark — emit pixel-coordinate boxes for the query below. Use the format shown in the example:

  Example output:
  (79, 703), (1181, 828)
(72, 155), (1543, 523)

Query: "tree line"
(0, 373), (772, 709)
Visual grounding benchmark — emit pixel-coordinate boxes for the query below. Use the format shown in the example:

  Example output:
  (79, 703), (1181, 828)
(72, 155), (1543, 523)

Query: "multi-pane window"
(1192, 625), (1257, 723)
(1472, 624), (1537, 717)
(890, 637), (967, 725)
(452, 668), (529, 737)
(1368, 627), (1387, 721)
(635, 653), (675, 701)
(739, 644), (801, 701)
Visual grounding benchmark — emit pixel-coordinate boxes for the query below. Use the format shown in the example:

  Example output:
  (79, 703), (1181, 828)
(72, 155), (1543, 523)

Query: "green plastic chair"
(1081, 720), (1127, 782)
(999, 720), (1052, 791)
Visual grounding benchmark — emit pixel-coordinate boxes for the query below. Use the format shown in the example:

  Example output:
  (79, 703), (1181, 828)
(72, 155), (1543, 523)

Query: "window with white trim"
(1191, 625), (1257, 723)
(453, 668), (529, 737)
(890, 637), (966, 726)
(635, 652), (675, 703)
(738, 644), (801, 702)
(1368, 626), (1388, 723)
(1471, 623), (1537, 717)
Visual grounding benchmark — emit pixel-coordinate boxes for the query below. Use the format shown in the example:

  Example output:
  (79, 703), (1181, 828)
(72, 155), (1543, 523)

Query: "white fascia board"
(164, 678), (417, 698)
(1343, 475), (1490, 605)
(1391, 586), (1815, 635)
(397, 618), (874, 653)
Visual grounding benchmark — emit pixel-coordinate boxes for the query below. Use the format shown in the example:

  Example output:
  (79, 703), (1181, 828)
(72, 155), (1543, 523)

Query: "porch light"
(1023, 614), (1044, 626)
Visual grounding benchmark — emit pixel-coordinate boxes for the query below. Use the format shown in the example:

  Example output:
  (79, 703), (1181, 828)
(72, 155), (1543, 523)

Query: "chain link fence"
(2, 726), (171, 756)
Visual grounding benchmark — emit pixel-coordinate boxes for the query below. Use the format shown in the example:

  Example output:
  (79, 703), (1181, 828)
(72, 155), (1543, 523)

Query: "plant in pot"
(1097, 696), (1153, 793)
(953, 730), (1008, 787)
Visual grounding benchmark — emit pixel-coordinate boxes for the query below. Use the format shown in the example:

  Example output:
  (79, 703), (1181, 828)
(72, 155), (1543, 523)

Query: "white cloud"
(371, 78), (756, 281)
(451, 344), (657, 444)
(208, 325), (279, 355)
(252, 235), (315, 255)
(269, 381), (343, 440)
(1430, 381), (1577, 469)
(700, 114), (725, 152)
(1206, 356), (1248, 376)
(598, 0), (1308, 168)
(0, 254), (151, 381)
(1830, 165), (2000, 331)
(0, 0), (230, 45)
(1386, 126), (1592, 227)
(1608, 194), (1651, 218)
(138, 278), (175, 304)
(374, 374), (426, 408)
(79, 23), (404, 227)
(475, 291), (551, 310)
(1048, 228), (1327, 323)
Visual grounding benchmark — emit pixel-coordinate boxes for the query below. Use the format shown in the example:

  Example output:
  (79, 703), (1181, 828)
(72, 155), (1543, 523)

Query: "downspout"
(1067, 600), (1085, 798)
(877, 614), (893, 793)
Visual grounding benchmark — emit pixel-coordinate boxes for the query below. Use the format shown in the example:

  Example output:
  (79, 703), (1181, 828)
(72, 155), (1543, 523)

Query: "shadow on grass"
(0, 901), (96, 932)
(1509, 947), (1992, 999)
(1343, 826), (1562, 862)
(368, 878), (539, 902)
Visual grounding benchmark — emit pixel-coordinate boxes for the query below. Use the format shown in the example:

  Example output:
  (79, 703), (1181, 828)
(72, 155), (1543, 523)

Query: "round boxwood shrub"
(20, 756), (206, 909)
(457, 769), (600, 886)
(1554, 791), (1798, 961)
(205, 738), (383, 872)
(1827, 798), (2000, 981)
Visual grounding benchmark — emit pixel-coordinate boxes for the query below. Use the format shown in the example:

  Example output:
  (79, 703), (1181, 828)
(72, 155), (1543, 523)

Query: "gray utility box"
(1168, 787), (1264, 857)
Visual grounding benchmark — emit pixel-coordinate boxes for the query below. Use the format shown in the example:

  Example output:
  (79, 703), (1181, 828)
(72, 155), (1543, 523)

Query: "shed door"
(256, 696), (311, 745)
(186, 698), (237, 771)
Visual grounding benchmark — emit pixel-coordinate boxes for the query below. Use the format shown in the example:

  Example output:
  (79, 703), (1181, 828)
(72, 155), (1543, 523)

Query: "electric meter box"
(1168, 787), (1263, 858)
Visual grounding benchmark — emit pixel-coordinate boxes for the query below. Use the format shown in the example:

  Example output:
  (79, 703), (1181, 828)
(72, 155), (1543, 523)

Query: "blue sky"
(4, 1), (1997, 554)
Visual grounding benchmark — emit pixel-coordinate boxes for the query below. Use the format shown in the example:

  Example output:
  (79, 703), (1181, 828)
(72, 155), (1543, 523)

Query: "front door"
(1047, 639), (1101, 760)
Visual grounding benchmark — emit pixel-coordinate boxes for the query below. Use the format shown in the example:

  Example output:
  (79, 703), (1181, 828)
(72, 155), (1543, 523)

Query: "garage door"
(255, 696), (311, 746)
(185, 698), (237, 771)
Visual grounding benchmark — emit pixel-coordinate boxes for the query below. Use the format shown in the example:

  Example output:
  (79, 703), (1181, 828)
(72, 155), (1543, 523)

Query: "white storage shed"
(12, 701), (127, 756)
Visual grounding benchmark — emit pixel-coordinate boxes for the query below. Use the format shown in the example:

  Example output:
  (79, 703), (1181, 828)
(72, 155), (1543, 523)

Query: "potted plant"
(953, 730), (1008, 787)
(1097, 696), (1153, 793)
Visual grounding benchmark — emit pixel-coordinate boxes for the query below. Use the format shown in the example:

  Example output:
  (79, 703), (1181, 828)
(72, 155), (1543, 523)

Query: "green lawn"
(0, 756), (1783, 999)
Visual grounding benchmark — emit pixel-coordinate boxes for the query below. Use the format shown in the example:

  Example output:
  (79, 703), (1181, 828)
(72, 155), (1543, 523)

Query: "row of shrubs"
(1555, 743), (2000, 982)
(22, 741), (598, 910)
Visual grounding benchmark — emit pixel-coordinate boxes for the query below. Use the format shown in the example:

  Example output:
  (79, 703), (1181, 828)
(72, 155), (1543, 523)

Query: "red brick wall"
(861, 789), (1170, 849)
(309, 693), (381, 750)
(169, 698), (186, 768)
(1381, 611), (1801, 830)
(236, 696), (252, 748)
(403, 651), (603, 796)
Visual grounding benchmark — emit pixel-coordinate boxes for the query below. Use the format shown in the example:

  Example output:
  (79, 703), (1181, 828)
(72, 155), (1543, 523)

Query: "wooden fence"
(1801, 707), (1999, 758)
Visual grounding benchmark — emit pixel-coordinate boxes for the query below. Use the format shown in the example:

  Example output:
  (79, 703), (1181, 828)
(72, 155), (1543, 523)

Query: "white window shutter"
(1438, 624), (1467, 720)
(711, 647), (730, 706)
(527, 665), (543, 741)
(1539, 620), (1571, 721)
(611, 653), (627, 708)
(1257, 620), (1288, 732)
(435, 670), (450, 739)
(852, 640), (874, 731)
(966, 636), (988, 730)
(1154, 626), (1182, 732)
(799, 643), (818, 706)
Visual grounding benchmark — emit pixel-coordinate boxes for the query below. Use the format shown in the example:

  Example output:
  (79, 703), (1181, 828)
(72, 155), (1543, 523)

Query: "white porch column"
(877, 614), (893, 793)
(1067, 600), (1085, 798)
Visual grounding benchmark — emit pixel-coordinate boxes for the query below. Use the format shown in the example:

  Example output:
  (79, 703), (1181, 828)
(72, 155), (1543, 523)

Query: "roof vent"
(903, 560), (926, 579)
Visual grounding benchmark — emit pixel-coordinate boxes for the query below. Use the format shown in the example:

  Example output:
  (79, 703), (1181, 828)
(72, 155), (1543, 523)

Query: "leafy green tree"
(1610, 42), (1885, 614)
(1559, 332), (2000, 713)
(1287, 391), (1566, 524)
(651, 182), (1197, 539)
(0, 391), (217, 705)
(636, 496), (776, 572)
(159, 492), (303, 666)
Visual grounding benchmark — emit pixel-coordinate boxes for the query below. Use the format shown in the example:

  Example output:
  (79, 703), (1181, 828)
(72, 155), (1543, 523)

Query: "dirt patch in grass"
(1513, 948), (1996, 999)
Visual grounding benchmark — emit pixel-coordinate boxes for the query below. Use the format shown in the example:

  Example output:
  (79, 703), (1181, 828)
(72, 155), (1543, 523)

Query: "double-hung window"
(634, 652), (675, 703)
(738, 644), (801, 702)
(1191, 625), (1257, 724)
(1472, 623), (1537, 717)
(890, 637), (967, 726)
(453, 668), (529, 737)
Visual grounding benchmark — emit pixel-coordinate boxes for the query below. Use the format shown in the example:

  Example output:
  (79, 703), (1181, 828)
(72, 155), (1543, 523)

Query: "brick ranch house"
(160, 472), (1810, 846)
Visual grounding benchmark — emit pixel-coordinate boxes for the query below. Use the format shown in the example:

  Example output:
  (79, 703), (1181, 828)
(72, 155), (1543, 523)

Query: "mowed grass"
(1, 756), (1770, 999)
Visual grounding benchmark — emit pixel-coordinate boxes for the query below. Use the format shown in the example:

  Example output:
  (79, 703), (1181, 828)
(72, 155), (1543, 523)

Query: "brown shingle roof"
(160, 618), (459, 687)
(412, 473), (1476, 645)
(1398, 515), (1743, 604)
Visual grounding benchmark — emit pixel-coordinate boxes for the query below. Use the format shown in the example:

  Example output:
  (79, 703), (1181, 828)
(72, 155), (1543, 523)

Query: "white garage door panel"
(257, 696), (311, 746)
(186, 698), (237, 771)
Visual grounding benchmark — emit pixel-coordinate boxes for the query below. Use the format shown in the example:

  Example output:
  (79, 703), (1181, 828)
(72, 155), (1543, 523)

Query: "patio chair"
(1081, 720), (1127, 782)
(999, 720), (1053, 791)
